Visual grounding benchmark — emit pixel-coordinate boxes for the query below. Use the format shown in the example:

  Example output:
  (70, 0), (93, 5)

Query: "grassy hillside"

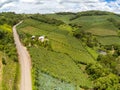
(17, 11), (120, 90)
(17, 18), (94, 89)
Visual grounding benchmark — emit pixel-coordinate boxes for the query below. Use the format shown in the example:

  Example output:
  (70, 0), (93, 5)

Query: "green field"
(96, 36), (120, 45)
(17, 18), (95, 89)
(70, 15), (120, 36)
(30, 47), (92, 89)
(17, 11), (120, 90)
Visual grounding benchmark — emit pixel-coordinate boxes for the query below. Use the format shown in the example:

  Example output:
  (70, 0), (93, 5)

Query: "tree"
(2, 57), (7, 65)
(86, 63), (110, 80)
(94, 74), (119, 90)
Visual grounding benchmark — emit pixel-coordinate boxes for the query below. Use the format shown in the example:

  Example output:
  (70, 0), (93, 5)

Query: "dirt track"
(13, 22), (32, 90)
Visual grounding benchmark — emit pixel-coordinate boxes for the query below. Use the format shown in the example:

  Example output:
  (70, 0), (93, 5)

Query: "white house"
(38, 36), (45, 42)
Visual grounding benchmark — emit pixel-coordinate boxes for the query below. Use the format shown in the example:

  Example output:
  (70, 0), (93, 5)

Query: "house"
(31, 35), (35, 40)
(38, 36), (45, 42)
(98, 50), (107, 55)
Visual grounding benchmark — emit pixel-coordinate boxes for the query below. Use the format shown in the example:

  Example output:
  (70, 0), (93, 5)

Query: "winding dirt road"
(13, 22), (32, 90)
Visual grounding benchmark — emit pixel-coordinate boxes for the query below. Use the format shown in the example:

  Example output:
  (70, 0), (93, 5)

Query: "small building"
(38, 36), (45, 42)
(31, 35), (35, 40)
(98, 50), (107, 55)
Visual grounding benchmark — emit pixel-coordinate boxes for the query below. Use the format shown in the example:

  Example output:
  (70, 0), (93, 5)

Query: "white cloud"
(0, 0), (120, 14)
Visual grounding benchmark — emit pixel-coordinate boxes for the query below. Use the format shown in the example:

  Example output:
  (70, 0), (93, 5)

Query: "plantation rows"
(96, 36), (120, 45)
(29, 47), (92, 89)
(51, 40), (95, 64)
(17, 18), (96, 89)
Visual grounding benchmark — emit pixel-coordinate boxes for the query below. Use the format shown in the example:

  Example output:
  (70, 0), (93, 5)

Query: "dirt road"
(13, 22), (32, 90)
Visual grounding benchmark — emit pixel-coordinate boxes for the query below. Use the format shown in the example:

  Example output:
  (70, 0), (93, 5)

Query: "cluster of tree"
(56, 12), (76, 15)
(103, 44), (120, 57)
(73, 29), (120, 89)
(85, 44), (120, 90)
(69, 15), (80, 21)
(69, 23), (82, 28)
(0, 29), (18, 65)
(78, 10), (113, 16)
(86, 62), (120, 90)
(30, 14), (64, 26)
(0, 12), (24, 26)
(0, 12), (23, 64)
(73, 30), (99, 48)
(97, 54), (120, 75)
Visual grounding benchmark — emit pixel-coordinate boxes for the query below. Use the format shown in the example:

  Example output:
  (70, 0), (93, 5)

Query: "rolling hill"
(0, 10), (120, 90)
(17, 11), (120, 90)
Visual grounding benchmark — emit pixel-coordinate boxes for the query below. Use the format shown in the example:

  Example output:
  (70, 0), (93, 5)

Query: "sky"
(0, 0), (120, 14)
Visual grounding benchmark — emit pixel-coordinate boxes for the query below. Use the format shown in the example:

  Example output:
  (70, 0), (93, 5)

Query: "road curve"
(13, 21), (32, 90)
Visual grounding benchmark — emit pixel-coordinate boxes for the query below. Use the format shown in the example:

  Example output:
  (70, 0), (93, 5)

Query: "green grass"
(19, 26), (49, 35)
(29, 47), (93, 88)
(17, 19), (58, 33)
(17, 19), (71, 36)
(86, 28), (117, 36)
(2, 54), (19, 90)
(86, 47), (99, 59)
(96, 36), (120, 45)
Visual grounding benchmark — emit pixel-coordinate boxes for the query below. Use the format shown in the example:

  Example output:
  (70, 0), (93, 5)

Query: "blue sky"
(0, 0), (120, 14)
(105, 0), (116, 2)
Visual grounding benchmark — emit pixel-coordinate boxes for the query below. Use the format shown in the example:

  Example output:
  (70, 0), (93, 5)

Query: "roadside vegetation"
(17, 10), (120, 90)
(0, 12), (23, 90)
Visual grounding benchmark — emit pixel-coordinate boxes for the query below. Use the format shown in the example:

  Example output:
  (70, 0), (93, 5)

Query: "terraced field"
(70, 15), (119, 36)
(17, 18), (94, 89)
(17, 11), (120, 90)
(30, 47), (92, 88)
(96, 36), (120, 45)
